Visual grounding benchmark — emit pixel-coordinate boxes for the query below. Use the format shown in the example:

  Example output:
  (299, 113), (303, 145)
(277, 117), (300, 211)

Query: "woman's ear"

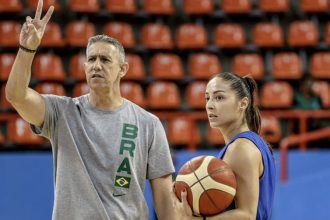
(240, 97), (249, 110)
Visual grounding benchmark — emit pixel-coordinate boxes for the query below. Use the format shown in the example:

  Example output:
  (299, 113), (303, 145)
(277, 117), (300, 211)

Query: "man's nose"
(93, 58), (101, 70)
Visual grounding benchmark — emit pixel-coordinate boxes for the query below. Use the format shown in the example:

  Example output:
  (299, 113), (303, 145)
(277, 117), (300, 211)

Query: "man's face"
(84, 41), (126, 90)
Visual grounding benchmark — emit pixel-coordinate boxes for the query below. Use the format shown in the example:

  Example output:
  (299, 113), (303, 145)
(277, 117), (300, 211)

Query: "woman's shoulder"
(224, 138), (262, 177)
(230, 138), (261, 155)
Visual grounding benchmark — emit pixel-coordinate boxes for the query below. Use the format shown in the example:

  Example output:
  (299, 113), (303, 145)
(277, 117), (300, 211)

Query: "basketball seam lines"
(189, 167), (230, 188)
(205, 168), (236, 196)
(189, 160), (221, 215)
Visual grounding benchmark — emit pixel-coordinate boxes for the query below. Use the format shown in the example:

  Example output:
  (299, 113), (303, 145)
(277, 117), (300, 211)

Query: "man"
(5, 0), (175, 219)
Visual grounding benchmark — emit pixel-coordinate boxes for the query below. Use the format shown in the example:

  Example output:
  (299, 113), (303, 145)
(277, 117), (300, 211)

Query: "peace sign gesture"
(20, 0), (54, 50)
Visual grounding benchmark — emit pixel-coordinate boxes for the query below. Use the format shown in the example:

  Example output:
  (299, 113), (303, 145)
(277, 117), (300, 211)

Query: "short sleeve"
(31, 94), (62, 140)
(147, 118), (175, 179)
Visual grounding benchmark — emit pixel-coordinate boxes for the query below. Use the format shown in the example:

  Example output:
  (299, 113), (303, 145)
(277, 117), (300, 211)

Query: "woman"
(174, 72), (276, 220)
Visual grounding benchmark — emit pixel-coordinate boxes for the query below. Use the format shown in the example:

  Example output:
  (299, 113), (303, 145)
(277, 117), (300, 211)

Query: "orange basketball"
(174, 155), (237, 217)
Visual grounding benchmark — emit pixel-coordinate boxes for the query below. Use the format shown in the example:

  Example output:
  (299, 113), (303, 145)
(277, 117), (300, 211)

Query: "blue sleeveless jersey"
(217, 131), (276, 220)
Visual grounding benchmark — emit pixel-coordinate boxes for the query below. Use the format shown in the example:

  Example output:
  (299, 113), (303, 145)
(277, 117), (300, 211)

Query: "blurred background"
(0, 0), (329, 219)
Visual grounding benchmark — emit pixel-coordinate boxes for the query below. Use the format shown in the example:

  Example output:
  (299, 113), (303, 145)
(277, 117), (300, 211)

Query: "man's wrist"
(19, 44), (37, 53)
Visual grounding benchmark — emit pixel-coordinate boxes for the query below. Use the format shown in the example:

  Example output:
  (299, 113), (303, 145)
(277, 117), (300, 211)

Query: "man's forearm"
(6, 49), (36, 102)
(156, 199), (177, 220)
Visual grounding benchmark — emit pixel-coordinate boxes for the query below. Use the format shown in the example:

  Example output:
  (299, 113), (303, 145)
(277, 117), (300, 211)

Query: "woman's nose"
(206, 100), (214, 109)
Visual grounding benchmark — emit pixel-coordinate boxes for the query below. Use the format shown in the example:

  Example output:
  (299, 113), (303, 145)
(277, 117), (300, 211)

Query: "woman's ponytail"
(243, 77), (261, 134)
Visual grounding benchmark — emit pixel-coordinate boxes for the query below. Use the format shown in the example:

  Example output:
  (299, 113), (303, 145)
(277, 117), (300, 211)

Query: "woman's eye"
(215, 96), (223, 101)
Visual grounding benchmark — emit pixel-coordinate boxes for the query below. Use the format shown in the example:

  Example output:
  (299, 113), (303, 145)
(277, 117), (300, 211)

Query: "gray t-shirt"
(32, 95), (175, 220)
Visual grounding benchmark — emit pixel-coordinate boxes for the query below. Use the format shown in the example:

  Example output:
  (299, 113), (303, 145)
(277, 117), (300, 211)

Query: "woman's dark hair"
(211, 72), (273, 153)
(212, 72), (261, 133)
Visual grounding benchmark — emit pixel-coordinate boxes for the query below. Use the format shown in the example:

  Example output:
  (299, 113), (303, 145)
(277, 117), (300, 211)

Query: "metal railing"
(280, 126), (330, 182)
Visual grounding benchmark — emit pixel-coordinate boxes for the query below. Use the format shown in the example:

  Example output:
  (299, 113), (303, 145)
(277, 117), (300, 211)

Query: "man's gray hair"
(87, 35), (125, 64)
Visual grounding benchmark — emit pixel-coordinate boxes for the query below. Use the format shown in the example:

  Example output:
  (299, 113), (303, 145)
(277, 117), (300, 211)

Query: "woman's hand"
(172, 186), (195, 220)
(20, 0), (54, 50)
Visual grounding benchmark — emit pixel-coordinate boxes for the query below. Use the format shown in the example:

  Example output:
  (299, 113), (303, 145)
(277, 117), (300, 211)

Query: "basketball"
(174, 155), (237, 217)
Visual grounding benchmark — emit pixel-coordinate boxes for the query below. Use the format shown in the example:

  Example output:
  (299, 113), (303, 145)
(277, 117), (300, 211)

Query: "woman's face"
(205, 77), (243, 129)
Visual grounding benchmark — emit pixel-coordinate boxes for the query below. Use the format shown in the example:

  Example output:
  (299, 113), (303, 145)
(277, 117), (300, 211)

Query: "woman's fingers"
(181, 189), (188, 205)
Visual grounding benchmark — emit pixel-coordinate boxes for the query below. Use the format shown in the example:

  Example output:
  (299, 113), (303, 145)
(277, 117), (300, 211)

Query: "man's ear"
(119, 62), (129, 78)
(83, 62), (88, 73)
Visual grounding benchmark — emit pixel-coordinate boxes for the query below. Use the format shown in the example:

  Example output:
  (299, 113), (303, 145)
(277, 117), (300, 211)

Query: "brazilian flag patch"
(115, 176), (131, 188)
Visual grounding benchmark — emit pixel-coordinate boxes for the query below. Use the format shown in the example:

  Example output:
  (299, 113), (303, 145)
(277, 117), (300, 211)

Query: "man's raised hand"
(20, 0), (54, 50)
